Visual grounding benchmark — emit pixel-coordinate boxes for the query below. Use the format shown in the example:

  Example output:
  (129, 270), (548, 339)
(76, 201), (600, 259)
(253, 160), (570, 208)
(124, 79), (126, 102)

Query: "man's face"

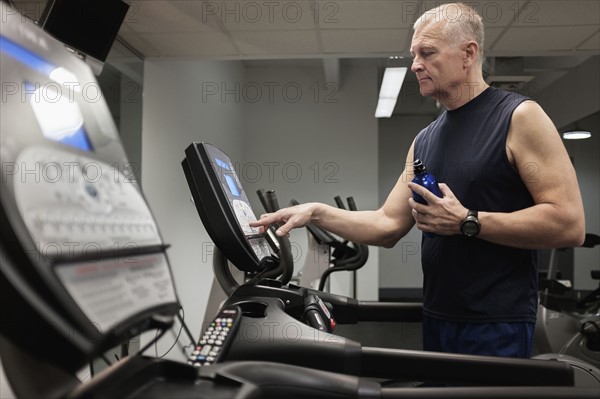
(410, 21), (466, 101)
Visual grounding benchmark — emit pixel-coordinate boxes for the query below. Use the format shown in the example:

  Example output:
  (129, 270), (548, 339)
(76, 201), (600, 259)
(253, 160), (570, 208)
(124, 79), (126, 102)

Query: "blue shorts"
(422, 314), (535, 358)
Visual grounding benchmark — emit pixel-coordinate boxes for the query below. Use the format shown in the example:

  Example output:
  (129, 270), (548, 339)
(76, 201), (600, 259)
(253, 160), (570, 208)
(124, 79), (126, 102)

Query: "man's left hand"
(408, 183), (468, 236)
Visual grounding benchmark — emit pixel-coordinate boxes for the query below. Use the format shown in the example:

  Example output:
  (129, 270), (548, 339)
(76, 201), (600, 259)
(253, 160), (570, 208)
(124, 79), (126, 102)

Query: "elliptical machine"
(535, 234), (600, 371)
(289, 196), (369, 296)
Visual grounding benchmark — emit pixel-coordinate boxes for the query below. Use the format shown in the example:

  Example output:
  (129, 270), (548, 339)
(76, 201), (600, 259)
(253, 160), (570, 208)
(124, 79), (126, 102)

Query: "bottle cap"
(413, 159), (425, 173)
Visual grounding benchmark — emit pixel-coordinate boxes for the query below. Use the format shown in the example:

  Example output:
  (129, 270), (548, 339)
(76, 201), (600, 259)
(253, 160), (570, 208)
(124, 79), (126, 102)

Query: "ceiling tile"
(422, 1), (529, 28)
(492, 25), (599, 52)
(123, 1), (220, 33)
(123, 32), (238, 57)
(219, 1), (316, 31)
(232, 30), (320, 55)
(317, 0), (416, 30)
(512, 0), (600, 27)
(578, 31), (600, 50)
(118, 33), (160, 57)
(321, 29), (409, 54)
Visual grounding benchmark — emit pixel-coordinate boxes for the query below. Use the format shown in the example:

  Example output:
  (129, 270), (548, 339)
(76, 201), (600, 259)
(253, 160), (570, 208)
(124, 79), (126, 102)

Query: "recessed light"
(562, 131), (591, 140)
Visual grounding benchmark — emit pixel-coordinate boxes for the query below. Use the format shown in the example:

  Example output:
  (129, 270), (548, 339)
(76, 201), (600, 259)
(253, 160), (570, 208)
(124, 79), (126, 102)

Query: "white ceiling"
(11, 0), (599, 64)
(102, 0), (600, 62)
(109, 1), (599, 106)
(9, 0), (599, 115)
(110, 0), (600, 59)
(105, 1), (600, 110)
(9, 0), (599, 61)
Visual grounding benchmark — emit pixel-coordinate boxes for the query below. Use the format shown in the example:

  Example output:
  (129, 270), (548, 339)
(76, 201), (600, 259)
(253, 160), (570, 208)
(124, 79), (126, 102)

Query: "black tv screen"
(41, 0), (130, 62)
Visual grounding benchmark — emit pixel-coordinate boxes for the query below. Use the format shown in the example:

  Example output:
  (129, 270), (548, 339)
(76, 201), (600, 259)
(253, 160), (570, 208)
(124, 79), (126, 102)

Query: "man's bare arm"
(477, 101), (585, 248)
(250, 142), (417, 248)
(410, 101), (585, 249)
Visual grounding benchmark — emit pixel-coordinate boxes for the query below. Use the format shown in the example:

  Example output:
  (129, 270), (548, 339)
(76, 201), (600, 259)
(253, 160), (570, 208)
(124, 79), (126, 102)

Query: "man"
(250, 3), (585, 358)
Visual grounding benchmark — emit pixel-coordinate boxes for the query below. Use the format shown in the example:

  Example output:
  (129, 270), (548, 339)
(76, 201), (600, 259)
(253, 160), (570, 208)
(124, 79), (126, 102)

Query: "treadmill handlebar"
(256, 188), (271, 213)
(334, 195), (346, 209)
(356, 301), (423, 322)
(361, 346), (575, 386)
(346, 197), (357, 211)
(309, 289), (423, 323)
(304, 308), (329, 332)
(380, 387), (598, 399)
(266, 190), (281, 213)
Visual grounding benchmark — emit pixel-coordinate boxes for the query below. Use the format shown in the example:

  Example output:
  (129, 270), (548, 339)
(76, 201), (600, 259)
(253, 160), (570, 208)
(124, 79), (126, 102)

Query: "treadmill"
(1, 6), (597, 398)
(182, 141), (600, 388)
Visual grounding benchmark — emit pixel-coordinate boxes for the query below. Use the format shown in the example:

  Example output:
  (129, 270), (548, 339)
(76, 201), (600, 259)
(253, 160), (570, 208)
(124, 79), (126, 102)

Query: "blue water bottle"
(411, 159), (442, 204)
(412, 159), (442, 237)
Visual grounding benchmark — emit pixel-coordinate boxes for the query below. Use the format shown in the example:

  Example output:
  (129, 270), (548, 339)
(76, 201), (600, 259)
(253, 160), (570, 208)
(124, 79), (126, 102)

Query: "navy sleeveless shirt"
(414, 86), (538, 323)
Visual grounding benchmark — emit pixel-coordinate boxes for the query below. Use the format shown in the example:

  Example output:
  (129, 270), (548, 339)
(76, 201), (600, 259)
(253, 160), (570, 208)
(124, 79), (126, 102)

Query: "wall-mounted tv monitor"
(40, 0), (130, 62)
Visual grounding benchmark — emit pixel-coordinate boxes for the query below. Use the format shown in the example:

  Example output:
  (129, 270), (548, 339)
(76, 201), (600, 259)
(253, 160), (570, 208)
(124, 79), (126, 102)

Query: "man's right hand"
(249, 203), (319, 237)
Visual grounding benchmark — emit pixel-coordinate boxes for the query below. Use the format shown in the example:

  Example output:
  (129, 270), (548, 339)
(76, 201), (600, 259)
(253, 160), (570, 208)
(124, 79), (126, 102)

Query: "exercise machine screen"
(182, 142), (271, 273)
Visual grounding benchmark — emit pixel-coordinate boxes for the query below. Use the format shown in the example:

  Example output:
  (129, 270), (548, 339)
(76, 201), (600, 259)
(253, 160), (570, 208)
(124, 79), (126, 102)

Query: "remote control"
(187, 306), (241, 368)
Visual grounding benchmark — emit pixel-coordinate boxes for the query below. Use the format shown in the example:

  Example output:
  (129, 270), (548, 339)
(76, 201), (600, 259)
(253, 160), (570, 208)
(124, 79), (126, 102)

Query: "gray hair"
(413, 2), (485, 65)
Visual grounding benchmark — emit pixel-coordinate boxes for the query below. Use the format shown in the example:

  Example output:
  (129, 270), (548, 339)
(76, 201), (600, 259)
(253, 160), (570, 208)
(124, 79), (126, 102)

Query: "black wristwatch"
(460, 210), (480, 237)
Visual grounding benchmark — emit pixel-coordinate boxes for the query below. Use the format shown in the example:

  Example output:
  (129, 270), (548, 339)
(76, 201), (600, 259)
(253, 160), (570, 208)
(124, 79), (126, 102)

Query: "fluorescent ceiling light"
(379, 67), (407, 98)
(562, 131), (591, 140)
(375, 98), (397, 118)
(375, 67), (407, 118)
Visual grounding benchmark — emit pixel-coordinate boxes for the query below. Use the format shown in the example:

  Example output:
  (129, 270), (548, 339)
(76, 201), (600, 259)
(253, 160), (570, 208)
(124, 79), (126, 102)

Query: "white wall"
(563, 112), (600, 291)
(141, 59), (246, 361)
(536, 56), (600, 130)
(535, 57), (600, 291)
(139, 57), (598, 364)
(140, 61), (380, 362)
(241, 64), (380, 300)
(119, 71), (144, 181)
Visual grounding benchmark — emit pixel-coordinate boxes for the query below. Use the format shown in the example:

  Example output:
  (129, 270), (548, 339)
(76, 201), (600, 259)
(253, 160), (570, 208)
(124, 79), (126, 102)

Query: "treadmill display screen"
(27, 81), (94, 152)
(216, 157), (242, 198)
(183, 142), (271, 272)
(0, 36), (94, 152)
(208, 149), (269, 255)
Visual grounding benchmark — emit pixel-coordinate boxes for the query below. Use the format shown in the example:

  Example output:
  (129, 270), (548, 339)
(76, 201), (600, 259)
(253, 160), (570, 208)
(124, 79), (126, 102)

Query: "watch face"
(462, 221), (479, 236)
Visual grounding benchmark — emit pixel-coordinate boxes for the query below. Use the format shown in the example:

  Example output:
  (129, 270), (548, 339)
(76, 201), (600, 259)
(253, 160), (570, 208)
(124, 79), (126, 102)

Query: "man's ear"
(464, 41), (479, 67)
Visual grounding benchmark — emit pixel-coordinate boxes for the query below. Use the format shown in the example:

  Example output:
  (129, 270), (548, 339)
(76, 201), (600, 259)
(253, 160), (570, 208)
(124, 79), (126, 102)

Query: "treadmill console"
(0, 7), (179, 366)
(13, 146), (161, 260)
(182, 142), (271, 273)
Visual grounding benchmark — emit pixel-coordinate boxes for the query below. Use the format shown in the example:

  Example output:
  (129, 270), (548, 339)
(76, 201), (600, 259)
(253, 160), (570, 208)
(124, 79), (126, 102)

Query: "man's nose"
(411, 57), (423, 73)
